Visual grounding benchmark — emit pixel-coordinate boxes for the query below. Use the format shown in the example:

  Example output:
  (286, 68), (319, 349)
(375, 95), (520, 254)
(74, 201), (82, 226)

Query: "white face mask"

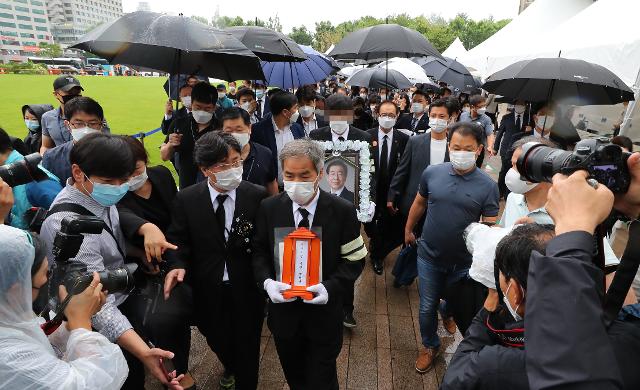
(411, 102), (425, 114)
(284, 179), (317, 205)
(476, 107), (487, 115)
(514, 105), (526, 114)
(450, 150), (477, 171)
(298, 105), (314, 118)
(288, 110), (300, 124)
(536, 115), (554, 130)
(181, 95), (192, 109)
(359, 93), (367, 99)
(232, 132), (250, 149)
(502, 281), (523, 321)
(218, 92), (226, 99)
(505, 168), (538, 194)
(428, 118), (448, 133)
(330, 120), (349, 135)
(192, 110), (213, 124)
(128, 168), (148, 191)
(240, 101), (252, 112)
(315, 109), (324, 117)
(379, 116), (396, 130)
(71, 127), (98, 142)
(210, 166), (243, 191)
(462, 107), (471, 113)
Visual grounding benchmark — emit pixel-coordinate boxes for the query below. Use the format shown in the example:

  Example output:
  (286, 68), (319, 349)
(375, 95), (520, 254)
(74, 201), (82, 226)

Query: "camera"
(0, 153), (49, 187)
(516, 138), (631, 193)
(48, 215), (138, 311)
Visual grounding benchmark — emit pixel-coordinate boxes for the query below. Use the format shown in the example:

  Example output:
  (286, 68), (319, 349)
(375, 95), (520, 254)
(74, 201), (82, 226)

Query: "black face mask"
(60, 94), (80, 104)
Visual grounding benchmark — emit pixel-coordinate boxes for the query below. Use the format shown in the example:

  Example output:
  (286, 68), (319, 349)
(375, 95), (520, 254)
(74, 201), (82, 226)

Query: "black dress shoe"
(343, 312), (357, 328)
(372, 260), (383, 275)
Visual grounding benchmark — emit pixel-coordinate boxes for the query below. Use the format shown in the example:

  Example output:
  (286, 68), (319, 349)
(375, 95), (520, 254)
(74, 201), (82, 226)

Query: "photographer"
(0, 224), (128, 389)
(39, 133), (181, 389)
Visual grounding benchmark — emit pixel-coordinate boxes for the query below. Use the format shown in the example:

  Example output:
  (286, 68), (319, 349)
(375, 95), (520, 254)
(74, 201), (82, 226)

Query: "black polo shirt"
(243, 141), (276, 187)
(167, 116), (217, 189)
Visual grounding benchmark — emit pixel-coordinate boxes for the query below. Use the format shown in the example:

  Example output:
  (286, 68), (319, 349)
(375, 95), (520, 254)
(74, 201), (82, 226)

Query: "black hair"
(0, 127), (12, 154)
(352, 96), (366, 107)
(316, 95), (325, 103)
(511, 135), (558, 153)
(216, 84), (226, 90)
(194, 131), (241, 168)
(267, 88), (283, 97)
(221, 107), (251, 127)
(445, 96), (461, 115)
(270, 91), (298, 116)
(531, 101), (555, 115)
(70, 133), (135, 180)
(295, 85), (317, 103)
(429, 98), (454, 117)
(441, 86), (452, 95)
(469, 94), (486, 107)
(398, 93), (411, 111)
(179, 84), (192, 93)
(494, 224), (555, 290)
(326, 93), (352, 111)
(326, 159), (348, 176)
(64, 96), (104, 121)
(191, 81), (218, 106)
(29, 232), (47, 277)
(235, 87), (256, 101)
(411, 89), (431, 104)
(124, 136), (148, 165)
(449, 121), (484, 146)
(378, 100), (399, 114)
(612, 136), (633, 152)
(368, 93), (381, 105)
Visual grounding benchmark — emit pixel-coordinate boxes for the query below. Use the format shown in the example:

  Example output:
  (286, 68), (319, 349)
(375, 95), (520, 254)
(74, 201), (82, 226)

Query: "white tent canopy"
(458, 0), (593, 77)
(374, 57), (431, 84)
(442, 37), (467, 60)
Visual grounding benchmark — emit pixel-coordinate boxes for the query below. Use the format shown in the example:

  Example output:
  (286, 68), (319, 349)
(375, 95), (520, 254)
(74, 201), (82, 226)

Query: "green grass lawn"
(0, 74), (172, 170)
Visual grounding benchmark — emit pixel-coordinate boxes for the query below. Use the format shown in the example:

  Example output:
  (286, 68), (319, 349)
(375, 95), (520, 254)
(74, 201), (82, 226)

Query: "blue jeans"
(417, 255), (469, 348)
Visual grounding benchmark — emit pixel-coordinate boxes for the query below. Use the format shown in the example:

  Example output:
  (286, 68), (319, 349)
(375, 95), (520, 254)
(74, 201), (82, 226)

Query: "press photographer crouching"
(0, 224), (127, 389)
(39, 133), (183, 389)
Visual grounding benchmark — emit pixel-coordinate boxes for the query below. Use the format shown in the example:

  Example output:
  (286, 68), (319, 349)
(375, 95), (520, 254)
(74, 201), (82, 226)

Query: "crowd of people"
(1, 71), (640, 390)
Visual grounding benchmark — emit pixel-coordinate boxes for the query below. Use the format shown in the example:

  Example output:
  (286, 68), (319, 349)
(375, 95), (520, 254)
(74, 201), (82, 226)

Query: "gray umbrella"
(345, 68), (413, 90)
(412, 56), (479, 90)
(226, 26), (307, 62)
(70, 11), (264, 81)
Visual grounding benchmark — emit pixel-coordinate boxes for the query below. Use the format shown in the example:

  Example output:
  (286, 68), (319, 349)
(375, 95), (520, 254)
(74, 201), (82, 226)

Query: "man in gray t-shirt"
(459, 94), (495, 167)
(404, 122), (499, 374)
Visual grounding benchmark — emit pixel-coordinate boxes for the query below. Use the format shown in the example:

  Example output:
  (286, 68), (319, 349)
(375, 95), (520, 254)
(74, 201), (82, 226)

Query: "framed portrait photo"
(315, 140), (373, 222)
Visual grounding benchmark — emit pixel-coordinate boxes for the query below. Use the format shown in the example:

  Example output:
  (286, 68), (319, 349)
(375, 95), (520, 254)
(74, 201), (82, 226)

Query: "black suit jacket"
(494, 112), (531, 158)
(118, 165), (177, 240)
(396, 113), (429, 133)
(250, 113), (306, 175)
(308, 125), (372, 142)
(252, 191), (366, 340)
(165, 180), (269, 301)
(161, 106), (189, 135)
(338, 187), (355, 203)
(367, 128), (409, 206)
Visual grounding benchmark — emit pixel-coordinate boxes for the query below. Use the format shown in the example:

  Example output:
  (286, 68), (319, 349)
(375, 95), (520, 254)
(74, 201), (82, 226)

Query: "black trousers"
(197, 284), (264, 390)
(273, 326), (342, 390)
(367, 207), (405, 263)
(445, 277), (488, 336)
(498, 154), (511, 199)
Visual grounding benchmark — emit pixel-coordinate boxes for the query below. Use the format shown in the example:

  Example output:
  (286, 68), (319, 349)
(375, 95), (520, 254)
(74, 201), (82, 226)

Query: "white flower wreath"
(316, 140), (373, 222)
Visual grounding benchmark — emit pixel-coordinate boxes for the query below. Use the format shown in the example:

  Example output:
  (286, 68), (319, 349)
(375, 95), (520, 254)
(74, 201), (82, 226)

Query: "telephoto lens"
(0, 153), (49, 187)
(70, 263), (139, 295)
(516, 142), (573, 183)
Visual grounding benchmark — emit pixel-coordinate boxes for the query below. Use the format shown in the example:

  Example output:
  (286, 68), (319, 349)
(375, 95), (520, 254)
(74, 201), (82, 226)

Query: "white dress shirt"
(302, 114), (319, 135)
(430, 137), (447, 165)
(207, 182), (237, 282)
(331, 128), (350, 143)
(330, 186), (345, 196)
(377, 127), (393, 162)
(292, 190), (320, 228)
(272, 116), (294, 184)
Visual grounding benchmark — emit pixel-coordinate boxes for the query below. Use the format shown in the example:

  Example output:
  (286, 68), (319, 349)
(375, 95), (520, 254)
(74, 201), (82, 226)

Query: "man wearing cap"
(40, 75), (110, 154)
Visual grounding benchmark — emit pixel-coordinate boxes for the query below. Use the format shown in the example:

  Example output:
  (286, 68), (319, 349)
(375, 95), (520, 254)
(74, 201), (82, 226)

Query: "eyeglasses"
(210, 159), (244, 171)
(379, 113), (397, 119)
(70, 120), (104, 130)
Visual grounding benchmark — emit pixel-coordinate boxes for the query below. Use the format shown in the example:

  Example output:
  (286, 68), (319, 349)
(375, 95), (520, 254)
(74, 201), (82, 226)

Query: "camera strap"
(45, 203), (126, 260)
(603, 220), (640, 328)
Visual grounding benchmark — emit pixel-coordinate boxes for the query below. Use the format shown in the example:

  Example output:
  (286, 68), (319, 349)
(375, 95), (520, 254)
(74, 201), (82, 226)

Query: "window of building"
(1, 30), (18, 37)
(14, 6), (30, 12)
(0, 4), (11, 10)
(35, 25), (47, 31)
(36, 34), (45, 39)
(64, 9), (72, 14)
(0, 13), (15, 19)
(19, 32), (33, 38)
(32, 9), (44, 14)
(0, 21), (16, 28)
(13, 0), (28, 3)
(34, 17), (46, 23)
(31, 0), (44, 5)
(18, 23), (33, 30)
(2, 39), (20, 45)
(17, 15), (31, 21)
(22, 40), (36, 46)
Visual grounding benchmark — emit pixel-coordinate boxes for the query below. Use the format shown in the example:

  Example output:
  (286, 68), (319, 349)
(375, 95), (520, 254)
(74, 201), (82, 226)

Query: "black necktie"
(256, 100), (262, 119)
(516, 114), (521, 130)
(411, 116), (418, 130)
(338, 136), (345, 142)
(380, 135), (389, 176)
(298, 208), (310, 228)
(216, 194), (228, 241)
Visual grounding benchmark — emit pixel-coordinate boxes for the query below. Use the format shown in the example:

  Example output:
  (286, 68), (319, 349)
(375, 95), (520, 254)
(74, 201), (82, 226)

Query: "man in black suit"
(309, 93), (372, 143)
(164, 132), (268, 390)
(296, 84), (327, 135)
(253, 139), (366, 389)
(325, 159), (354, 202)
(493, 99), (532, 199)
(161, 84), (192, 134)
(366, 100), (409, 275)
(395, 89), (431, 134)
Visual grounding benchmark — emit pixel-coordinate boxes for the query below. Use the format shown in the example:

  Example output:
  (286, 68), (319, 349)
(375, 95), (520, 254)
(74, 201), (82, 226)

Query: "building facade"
(48, 0), (123, 46)
(0, 0), (54, 63)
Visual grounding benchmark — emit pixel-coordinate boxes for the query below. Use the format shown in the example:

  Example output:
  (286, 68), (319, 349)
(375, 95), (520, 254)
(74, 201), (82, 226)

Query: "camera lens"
(516, 142), (573, 183)
(0, 153), (48, 188)
(98, 263), (138, 294)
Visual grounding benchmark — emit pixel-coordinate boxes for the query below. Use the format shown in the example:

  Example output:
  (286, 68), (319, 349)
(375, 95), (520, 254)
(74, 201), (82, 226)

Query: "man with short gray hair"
(253, 138), (366, 389)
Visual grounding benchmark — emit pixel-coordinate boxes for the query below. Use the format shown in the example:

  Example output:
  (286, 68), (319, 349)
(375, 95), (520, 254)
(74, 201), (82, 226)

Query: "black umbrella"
(413, 56), (478, 90)
(482, 58), (635, 106)
(226, 26), (307, 62)
(70, 11), (264, 81)
(345, 68), (413, 90)
(162, 74), (207, 99)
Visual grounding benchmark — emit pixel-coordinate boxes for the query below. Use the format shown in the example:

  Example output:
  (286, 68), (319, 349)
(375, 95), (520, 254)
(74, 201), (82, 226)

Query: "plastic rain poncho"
(464, 223), (514, 289)
(0, 225), (128, 389)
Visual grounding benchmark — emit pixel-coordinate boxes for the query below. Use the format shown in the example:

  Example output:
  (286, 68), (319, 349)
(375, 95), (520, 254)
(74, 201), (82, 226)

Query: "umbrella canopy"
(482, 57), (635, 106)
(260, 45), (337, 89)
(70, 11), (264, 81)
(162, 74), (207, 99)
(413, 56), (477, 90)
(226, 26), (307, 62)
(346, 68), (413, 90)
(374, 57), (430, 84)
(328, 24), (442, 61)
(338, 65), (368, 78)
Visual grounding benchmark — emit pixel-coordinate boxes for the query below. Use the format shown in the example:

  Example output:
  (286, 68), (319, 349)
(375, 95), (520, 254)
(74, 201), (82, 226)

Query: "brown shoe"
(443, 316), (457, 335)
(415, 347), (439, 373)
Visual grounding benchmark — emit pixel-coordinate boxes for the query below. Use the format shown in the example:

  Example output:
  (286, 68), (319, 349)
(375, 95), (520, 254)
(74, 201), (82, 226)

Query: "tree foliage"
(37, 42), (62, 58)
(289, 26), (313, 46)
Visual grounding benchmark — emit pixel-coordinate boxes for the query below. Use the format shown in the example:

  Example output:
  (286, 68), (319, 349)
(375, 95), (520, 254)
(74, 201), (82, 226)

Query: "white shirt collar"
(330, 186), (344, 196)
(272, 116), (290, 133)
(207, 180), (237, 204)
(378, 127), (393, 142)
(331, 128), (350, 142)
(292, 189), (320, 216)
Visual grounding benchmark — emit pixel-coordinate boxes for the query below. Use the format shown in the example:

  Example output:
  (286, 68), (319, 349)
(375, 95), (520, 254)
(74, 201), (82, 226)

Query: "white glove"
(264, 279), (296, 303)
(361, 201), (376, 223)
(303, 283), (329, 305)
